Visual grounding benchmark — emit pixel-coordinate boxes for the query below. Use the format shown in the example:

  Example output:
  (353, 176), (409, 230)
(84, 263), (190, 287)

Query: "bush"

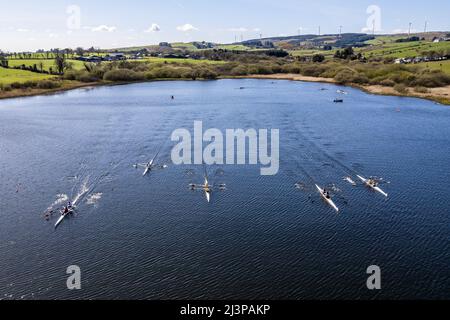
(103, 69), (145, 81)
(77, 72), (99, 82)
(37, 80), (61, 89)
(414, 86), (430, 93)
(312, 54), (325, 63)
(379, 79), (396, 87)
(301, 64), (327, 77)
(281, 63), (301, 74)
(334, 68), (357, 84)
(412, 71), (450, 88)
(198, 68), (218, 79)
(64, 70), (99, 82)
(394, 84), (408, 94)
(63, 70), (78, 81)
(23, 81), (38, 88)
(10, 82), (23, 89)
(230, 65), (249, 76)
(146, 66), (189, 79)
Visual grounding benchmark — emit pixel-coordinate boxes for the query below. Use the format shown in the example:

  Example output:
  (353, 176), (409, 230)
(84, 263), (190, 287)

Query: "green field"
(0, 67), (55, 85)
(215, 44), (252, 51)
(359, 41), (450, 59)
(365, 36), (406, 46)
(412, 60), (450, 75)
(7, 59), (85, 72)
(171, 42), (199, 51)
(290, 49), (338, 58)
(139, 57), (226, 65)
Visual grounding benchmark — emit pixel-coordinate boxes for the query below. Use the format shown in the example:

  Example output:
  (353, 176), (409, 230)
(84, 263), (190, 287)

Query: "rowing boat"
(143, 157), (156, 176)
(357, 175), (388, 197)
(316, 184), (339, 212)
(204, 177), (211, 203)
(54, 209), (72, 229)
(143, 165), (151, 176)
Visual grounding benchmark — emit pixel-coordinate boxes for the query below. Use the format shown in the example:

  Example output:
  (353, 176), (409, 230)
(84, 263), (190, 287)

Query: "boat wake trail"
(86, 193), (103, 206)
(45, 194), (69, 213)
(71, 176), (90, 206)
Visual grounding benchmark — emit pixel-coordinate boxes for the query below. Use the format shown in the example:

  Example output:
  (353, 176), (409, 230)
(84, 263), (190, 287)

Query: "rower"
(63, 206), (69, 214)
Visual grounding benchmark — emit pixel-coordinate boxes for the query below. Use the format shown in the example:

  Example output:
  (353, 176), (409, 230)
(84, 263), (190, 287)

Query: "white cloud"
(176, 23), (198, 32)
(145, 23), (161, 33)
(16, 28), (30, 32)
(91, 25), (117, 32)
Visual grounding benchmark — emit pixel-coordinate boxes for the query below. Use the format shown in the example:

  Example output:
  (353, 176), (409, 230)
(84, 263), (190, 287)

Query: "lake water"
(0, 79), (449, 300)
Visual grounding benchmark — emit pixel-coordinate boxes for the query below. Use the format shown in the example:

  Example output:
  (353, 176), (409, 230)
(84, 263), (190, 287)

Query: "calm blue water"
(0, 79), (449, 300)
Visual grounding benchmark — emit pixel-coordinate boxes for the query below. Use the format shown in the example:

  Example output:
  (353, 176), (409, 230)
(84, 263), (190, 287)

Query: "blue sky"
(1, 0), (449, 51)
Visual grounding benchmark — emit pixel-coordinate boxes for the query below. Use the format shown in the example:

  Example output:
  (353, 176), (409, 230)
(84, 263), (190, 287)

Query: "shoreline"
(0, 81), (104, 100)
(245, 74), (450, 105)
(1, 75), (449, 105)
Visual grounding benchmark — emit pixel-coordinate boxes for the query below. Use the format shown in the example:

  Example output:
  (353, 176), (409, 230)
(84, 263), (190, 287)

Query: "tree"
(312, 54), (325, 63)
(334, 46), (355, 60)
(75, 47), (85, 57)
(55, 54), (69, 74)
(0, 54), (8, 68)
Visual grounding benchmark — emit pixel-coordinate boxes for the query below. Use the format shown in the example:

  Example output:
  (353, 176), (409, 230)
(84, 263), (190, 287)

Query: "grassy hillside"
(0, 67), (55, 85)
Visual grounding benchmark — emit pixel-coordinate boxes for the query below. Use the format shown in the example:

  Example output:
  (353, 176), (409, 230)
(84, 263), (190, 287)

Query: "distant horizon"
(2, 30), (449, 53)
(1, 0), (450, 52)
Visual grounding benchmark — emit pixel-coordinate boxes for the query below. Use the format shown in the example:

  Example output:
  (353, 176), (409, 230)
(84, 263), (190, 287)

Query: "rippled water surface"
(0, 79), (449, 299)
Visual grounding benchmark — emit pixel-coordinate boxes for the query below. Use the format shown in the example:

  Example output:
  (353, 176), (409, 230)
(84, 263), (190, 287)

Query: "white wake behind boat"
(357, 175), (388, 197)
(316, 184), (339, 212)
(344, 176), (357, 186)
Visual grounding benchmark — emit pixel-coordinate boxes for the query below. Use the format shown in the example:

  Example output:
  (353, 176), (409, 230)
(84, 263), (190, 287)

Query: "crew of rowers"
(44, 202), (73, 220)
(322, 188), (332, 199)
(367, 179), (379, 187)
(62, 202), (73, 214)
